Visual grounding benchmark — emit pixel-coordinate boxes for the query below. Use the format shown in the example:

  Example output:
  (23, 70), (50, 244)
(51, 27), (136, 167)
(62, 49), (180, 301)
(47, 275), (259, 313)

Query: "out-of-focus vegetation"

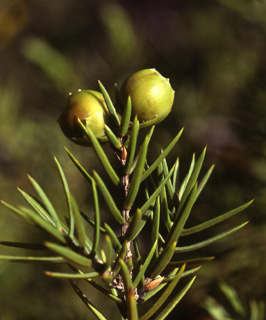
(203, 281), (265, 320)
(0, 0), (265, 319)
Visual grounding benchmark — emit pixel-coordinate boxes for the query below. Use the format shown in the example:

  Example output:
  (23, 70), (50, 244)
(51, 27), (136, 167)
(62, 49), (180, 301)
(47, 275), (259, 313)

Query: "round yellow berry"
(59, 90), (108, 145)
(120, 69), (175, 123)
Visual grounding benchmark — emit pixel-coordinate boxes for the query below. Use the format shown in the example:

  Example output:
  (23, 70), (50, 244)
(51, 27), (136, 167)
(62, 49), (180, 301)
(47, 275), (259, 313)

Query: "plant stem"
(120, 144), (133, 262)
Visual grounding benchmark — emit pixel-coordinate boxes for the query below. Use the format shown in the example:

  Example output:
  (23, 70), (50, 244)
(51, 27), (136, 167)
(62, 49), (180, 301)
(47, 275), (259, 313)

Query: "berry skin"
(120, 69), (175, 123)
(59, 90), (109, 146)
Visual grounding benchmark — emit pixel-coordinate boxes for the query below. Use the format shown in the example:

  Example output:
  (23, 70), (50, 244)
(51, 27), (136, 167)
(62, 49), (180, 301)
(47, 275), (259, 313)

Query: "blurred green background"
(0, 0), (266, 319)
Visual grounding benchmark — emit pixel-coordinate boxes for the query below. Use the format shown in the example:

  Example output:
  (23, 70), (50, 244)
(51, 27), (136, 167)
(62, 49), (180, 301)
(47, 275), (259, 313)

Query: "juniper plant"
(0, 69), (252, 319)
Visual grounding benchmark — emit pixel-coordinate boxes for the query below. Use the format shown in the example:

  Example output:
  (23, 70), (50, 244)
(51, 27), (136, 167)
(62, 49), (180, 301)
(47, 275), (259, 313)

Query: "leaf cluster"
(0, 82), (252, 320)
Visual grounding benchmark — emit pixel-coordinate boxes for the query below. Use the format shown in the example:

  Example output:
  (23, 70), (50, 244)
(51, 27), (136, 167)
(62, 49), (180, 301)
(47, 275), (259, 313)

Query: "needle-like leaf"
(162, 266), (201, 284)
(169, 256), (215, 266)
(175, 222), (249, 253)
(93, 171), (125, 224)
(181, 200), (253, 236)
(178, 147), (206, 213)
(133, 238), (143, 265)
(81, 212), (106, 233)
(129, 125), (155, 177)
(154, 276), (196, 320)
(125, 115), (139, 175)
(172, 157), (180, 194)
(78, 119), (120, 186)
(45, 271), (99, 279)
(124, 209), (143, 241)
(165, 184), (197, 249)
(141, 128), (184, 182)
(104, 234), (113, 270)
(148, 242), (176, 279)
(112, 241), (127, 277)
(119, 259), (139, 320)
(178, 153), (195, 200)
(70, 194), (87, 249)
(98, 80), (120, 126)
(91, 179), (100, 256)
(196, 164), (215, 199)
(133, 240), (158, 289)
(162, 157), (175, 199)
(69, 280), (108, 320)
(28, 175), (62, 232)
(151, 197), (160, 256)
(17, 188), (55, 225)
(23, 207), (66, 243)
(64, 147), (93, 183)
(124, 129), (152, 209)
(139, 113), (169, 129)
(105, 125), (122, 149)
(140, 164), (176, 215)
(69, 265), (123, 304)
(104, 223), (122, 252)
(45, 242), (92, 267)
(160, 186), (172, 232)
(119, 96), (132, 137)
(1, 200), (31, 222)
(54, 157), (75, 238)
(0, 255), (64, 263)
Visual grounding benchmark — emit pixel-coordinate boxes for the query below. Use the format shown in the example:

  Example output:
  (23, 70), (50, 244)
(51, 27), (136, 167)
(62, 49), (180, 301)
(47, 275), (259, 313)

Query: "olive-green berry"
(120, 69), (175, 123)
(59, 90), (109, 146)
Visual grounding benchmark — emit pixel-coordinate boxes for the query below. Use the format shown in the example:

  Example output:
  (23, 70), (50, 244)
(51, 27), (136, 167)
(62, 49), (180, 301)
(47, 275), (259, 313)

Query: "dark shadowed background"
(0, 0), (266, 319)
